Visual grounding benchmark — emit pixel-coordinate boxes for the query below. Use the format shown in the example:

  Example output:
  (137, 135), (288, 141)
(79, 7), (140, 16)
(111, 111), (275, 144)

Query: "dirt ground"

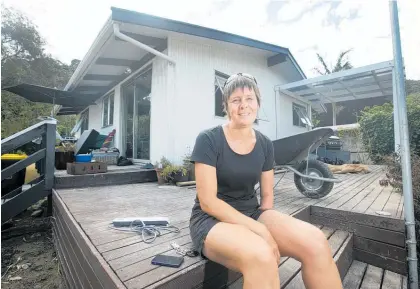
(1, 201), (67, 289)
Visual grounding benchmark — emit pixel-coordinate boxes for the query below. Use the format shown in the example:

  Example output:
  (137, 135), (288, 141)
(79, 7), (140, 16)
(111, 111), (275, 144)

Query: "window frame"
(214, 70), (229, 118)
(80, 109), (89, 134)
(292, 102), (312, 128)
(102, 92), (114, 127)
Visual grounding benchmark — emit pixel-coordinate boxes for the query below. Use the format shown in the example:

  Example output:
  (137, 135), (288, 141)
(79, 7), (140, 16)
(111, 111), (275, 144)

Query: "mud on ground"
(1, 203), (66, 289)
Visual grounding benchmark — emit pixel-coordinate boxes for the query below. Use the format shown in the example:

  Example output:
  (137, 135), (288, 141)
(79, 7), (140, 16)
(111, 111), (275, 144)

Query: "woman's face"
(226, 86), (259, 127)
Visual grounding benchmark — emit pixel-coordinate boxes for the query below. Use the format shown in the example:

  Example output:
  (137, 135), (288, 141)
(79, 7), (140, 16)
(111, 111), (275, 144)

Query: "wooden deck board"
(54, 165), (404, 289)
(343, 260), (406, 289)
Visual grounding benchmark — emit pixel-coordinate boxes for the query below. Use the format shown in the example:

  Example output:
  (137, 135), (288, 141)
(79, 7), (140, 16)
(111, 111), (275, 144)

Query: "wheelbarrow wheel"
(294, 159), (334, 199)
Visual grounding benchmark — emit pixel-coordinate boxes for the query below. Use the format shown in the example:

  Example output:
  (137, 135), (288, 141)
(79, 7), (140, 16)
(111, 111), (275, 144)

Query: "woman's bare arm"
(259, 169), (274, 210)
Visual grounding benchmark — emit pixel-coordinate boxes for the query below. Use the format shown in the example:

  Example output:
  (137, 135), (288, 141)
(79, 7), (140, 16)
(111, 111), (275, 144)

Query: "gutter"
(113, 23), (176, 65)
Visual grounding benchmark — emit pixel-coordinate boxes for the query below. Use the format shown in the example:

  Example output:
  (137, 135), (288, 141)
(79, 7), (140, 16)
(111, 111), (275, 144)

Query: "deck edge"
(53, 189), (127, 289)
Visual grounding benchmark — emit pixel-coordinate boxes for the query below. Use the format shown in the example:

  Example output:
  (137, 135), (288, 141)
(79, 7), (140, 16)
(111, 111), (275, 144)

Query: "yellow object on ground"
(1, 153), (27, 160)
(1, 153), (40, 184)
(25, 163), (40, 183)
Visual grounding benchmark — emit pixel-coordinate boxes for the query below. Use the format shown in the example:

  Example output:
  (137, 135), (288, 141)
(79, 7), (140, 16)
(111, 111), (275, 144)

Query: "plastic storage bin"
(91, 151), (119, 165)
(75, 154), (92, 163)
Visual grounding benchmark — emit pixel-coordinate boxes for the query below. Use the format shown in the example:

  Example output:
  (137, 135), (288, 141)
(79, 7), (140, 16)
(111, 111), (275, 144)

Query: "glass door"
(122, 67), (152, 161)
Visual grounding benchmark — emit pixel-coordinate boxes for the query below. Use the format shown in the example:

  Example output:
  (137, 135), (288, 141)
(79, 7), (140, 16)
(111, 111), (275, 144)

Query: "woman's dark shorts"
(189, 207), (266, 258)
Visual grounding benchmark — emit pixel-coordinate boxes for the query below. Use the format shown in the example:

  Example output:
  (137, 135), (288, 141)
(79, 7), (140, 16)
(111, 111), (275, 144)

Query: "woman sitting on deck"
(189, 73), (343, 289)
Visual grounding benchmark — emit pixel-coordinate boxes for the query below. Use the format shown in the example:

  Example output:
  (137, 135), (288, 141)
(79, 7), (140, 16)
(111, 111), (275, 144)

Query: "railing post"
(43, 119), (56, 216)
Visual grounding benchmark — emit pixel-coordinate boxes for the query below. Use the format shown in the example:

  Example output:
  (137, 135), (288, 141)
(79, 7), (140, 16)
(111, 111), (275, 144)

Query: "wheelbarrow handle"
(281, 165), (342, 183)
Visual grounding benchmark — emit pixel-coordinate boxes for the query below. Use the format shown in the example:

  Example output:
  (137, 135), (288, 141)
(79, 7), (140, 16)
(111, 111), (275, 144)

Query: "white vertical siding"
(88, 101), (102, 132)
(149, 54), (170, 163)
(155, 33), (308, 164)
(276, 93), (310, 138)
(113, 84), (122, 149)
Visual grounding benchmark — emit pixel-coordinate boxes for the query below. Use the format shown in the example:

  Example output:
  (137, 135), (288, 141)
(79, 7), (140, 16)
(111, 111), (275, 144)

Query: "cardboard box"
(66, 162), (108, 175)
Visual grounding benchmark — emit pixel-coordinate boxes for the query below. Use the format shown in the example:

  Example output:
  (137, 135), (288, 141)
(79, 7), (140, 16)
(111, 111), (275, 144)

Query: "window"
(293, 102), (312, 127)
(71, 109), (89, 135)
(102, 93), (114, 127)
(81, 109), (89, 134)
(214, 71), (229, 117)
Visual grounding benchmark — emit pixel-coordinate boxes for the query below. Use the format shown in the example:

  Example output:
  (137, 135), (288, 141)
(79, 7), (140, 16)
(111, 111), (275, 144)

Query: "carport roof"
(277, 60), (394, 112)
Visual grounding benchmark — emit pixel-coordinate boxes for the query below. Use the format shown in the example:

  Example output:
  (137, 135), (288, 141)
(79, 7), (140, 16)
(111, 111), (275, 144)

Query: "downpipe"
(390, 1), (418, 288)
(113, 23), (176, 65)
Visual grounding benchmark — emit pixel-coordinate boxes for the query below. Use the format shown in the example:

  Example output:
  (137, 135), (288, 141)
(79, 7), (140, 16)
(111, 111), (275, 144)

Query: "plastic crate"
(91, 151), (119, 165)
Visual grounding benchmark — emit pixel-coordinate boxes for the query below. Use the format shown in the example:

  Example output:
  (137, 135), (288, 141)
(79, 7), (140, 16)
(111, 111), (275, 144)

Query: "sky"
(2, 0), (420, 80)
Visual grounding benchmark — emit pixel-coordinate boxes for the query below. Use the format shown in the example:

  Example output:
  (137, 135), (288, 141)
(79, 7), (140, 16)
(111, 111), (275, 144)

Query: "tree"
(1, 5), (80, 138)
(313, 49), (353, 75)
(1, 5), (45, 65)
(311, 50), (355, 127)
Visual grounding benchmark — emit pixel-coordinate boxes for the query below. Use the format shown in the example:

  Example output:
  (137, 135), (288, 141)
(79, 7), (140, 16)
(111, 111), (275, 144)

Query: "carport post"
(392, 70), (401, 152)
(331, 103), (337, 126)
(390, 1), (418, 288)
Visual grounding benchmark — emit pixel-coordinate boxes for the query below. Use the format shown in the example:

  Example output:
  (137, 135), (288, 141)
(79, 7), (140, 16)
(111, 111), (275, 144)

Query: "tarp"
(3, 83), (96, 107)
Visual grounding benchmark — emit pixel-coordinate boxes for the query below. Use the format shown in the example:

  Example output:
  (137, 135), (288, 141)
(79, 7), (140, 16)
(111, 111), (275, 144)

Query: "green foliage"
(1, 5), (80, 139)
(313, 49), (353, 75)
(154, 156), (172, 169)
(381, 150), (420, 269)
(161, 165), (188, 181)
(406, 79), (420, 96)
(1, 5), (45, 64)
(359, 93), (420, 163)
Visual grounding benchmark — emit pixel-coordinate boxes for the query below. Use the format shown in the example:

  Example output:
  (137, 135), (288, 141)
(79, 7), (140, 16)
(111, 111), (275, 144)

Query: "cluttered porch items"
(55, 129), (122, 175)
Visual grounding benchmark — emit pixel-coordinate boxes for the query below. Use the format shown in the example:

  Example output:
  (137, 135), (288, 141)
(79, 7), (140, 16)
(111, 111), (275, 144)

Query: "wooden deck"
(52, 165), (408, 289)
(343, 261), (407, 289)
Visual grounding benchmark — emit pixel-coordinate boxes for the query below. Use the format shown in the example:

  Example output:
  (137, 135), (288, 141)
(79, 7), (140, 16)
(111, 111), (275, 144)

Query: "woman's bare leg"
(258, 210), (343, 289)
(203, 222), (280, 289)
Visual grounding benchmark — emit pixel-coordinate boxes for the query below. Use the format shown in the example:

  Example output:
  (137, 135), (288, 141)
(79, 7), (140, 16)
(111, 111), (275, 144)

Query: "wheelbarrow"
(272, 128), (342, 199)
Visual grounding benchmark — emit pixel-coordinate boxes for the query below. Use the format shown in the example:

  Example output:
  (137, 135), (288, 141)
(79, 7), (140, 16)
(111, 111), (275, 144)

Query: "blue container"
(75, 154), (92, 163)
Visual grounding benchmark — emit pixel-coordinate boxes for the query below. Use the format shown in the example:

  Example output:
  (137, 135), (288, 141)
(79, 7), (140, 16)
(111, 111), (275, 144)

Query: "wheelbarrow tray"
(271, 128), (341, 198)
(272, 128), (334, 166)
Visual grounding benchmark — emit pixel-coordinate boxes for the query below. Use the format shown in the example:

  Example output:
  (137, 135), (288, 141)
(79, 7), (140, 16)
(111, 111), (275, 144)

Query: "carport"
(277, 60), (399, 149)
(277, 2), (417, 287)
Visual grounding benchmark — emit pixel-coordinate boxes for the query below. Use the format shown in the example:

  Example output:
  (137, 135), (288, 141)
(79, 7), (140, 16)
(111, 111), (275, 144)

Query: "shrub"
(359, 93), (420, 163)
(381, 150), (420, 277)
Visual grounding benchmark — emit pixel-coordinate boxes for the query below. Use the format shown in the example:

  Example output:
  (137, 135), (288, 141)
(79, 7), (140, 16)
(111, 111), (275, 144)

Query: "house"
(61, 6), (311, 164)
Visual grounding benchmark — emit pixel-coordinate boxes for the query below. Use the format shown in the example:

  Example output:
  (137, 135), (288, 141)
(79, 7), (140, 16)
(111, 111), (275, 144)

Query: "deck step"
(224, 226), (354, 289)
(54, 168), (157, 189)
(342, 260), (407, 289)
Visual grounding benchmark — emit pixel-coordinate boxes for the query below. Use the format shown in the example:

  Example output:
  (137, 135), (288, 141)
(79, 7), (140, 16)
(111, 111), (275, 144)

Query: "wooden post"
(44, 121), (56, 216)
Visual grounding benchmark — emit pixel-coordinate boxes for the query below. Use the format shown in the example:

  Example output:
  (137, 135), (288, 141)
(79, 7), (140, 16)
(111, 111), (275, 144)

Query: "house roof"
(110, 7), (305, 75)
(277, 60), (394, 112)
(62, 6), (307, 106)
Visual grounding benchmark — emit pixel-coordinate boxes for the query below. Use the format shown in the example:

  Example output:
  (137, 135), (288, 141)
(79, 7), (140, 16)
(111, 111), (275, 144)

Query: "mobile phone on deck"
(151, 254), (184, 268)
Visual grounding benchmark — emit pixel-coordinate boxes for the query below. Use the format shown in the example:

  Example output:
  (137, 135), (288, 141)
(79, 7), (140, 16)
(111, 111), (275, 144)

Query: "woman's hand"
(252, 223), (280, 265)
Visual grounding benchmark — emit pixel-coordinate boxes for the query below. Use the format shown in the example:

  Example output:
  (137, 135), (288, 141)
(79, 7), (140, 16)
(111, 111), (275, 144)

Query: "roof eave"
(110, 7), (290, 55)
(64, 16), (114, 91)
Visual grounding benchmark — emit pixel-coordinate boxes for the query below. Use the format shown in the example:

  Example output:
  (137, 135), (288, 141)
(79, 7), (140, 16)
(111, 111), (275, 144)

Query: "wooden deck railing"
(1, 119), (56, 223)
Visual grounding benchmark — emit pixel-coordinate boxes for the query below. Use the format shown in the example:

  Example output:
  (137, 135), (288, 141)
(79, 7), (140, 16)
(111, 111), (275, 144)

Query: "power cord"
(109, 220), (181, 243)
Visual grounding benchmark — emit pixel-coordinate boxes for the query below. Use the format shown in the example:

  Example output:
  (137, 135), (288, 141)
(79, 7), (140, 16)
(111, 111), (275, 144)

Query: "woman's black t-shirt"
(190, 125), (275, 212)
